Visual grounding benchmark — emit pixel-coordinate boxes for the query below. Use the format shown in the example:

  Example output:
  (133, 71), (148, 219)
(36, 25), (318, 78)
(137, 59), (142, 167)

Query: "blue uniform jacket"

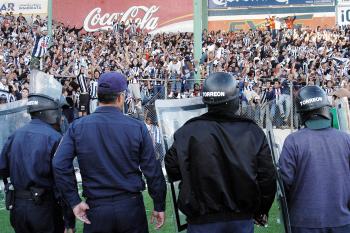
(53, 106), (166, 211)
(279, 128), (350, 228)
(0, 119), (62, 190)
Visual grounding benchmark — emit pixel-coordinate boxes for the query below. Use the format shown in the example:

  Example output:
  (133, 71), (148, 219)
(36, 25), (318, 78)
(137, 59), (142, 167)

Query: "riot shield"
(0, 70), (63, 152)
(0, 99), (31, 151)
(266, 125), (292, 233)
(332, 97), (350, 133)
(155, 97), (207, 232)
(29, 70), (62, 101)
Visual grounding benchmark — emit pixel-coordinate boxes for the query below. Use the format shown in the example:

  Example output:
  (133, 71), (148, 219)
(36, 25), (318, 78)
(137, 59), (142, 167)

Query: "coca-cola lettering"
(83, 6), (160, 32)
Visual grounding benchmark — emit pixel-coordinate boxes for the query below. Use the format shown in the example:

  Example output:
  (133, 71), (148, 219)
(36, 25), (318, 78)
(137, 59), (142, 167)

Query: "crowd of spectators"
(1, 12), (350, 126)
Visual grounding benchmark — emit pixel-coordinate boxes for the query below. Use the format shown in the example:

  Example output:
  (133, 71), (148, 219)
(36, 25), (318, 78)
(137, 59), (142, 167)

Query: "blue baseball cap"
(98, 72), (127, 95)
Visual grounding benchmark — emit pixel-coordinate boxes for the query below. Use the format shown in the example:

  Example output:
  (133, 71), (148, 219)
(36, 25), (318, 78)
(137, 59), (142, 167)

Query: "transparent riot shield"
(266, 124), (292, 233)
(29, 70), (62, 101)
(1, 70), (62, 152)
(0, 99), (31, 151)
(155, 97), (207, 232)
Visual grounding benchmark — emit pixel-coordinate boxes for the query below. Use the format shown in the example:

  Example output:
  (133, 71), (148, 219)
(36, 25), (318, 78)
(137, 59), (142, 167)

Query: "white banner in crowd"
(0, 0), (47, 15)
(337, 5), (350, 26)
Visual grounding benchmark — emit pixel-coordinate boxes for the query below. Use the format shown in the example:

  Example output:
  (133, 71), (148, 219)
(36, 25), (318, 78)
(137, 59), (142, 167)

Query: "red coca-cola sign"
(53, 0), (193, 32)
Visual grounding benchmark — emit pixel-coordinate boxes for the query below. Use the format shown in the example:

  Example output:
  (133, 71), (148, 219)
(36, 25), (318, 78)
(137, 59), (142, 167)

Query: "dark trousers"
(84, 194), (148, 233)
(188, 219), (254, 233)
(292, 224), (350, 233)
(10, 198), (64, 233)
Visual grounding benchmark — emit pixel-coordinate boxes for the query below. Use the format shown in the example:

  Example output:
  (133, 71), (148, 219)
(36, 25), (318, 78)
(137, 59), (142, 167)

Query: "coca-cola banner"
(53, 0), (193, 33)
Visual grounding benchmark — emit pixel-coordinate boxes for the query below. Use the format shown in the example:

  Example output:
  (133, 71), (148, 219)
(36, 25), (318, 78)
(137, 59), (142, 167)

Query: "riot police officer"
(165, 72), (277, 233)
(279, 86), (350, 233)
(0, 71), (66, 233)
(53, 72), (167, 233)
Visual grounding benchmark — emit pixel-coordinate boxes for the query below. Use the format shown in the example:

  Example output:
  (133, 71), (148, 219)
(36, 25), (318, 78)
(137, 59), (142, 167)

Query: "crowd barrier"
(144, 79), (299, 132)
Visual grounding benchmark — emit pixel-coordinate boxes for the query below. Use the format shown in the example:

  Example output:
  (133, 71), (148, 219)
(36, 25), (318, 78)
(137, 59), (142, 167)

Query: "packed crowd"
(1, 12), (350, 125)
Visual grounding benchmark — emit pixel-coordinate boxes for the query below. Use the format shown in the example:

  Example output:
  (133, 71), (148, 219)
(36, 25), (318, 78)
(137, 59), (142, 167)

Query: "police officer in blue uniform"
(279, 86), (350, 233)
(53, 72), (167, 233)
(0, 71), (67, 233)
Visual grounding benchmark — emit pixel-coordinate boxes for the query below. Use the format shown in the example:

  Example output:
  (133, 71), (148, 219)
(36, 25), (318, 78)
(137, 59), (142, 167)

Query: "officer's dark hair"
(98, 91), (124, 104)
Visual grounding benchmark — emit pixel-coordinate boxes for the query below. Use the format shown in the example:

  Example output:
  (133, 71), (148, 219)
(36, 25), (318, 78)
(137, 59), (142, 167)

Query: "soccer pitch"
(0, 189), (282, 233)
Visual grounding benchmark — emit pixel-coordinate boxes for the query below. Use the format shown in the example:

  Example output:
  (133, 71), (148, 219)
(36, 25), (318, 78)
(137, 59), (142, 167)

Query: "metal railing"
(143, 79), (299, 132)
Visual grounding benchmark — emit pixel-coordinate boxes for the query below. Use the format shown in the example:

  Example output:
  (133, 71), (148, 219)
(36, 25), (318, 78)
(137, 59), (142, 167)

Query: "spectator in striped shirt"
(77, 71), (89, 116)
(259, 81), (273, 125)
(324, 80), (335, 104)
(89, 70), (100, 113)
(128, 58), (142, 111)
(268, 80), (286, 127)
(167, 57), (182, 98)
(145, 116), (164, 162)
(31, 26), (50, 70)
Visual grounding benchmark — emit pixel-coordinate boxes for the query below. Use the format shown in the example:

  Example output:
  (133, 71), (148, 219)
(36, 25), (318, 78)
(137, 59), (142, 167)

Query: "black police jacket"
(165, 111), (277, 224)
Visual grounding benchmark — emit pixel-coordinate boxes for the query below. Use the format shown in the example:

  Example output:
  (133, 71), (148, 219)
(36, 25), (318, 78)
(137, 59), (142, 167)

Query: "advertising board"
(208, 0), (334, 8)
(337, 5), (350, 26)
(53, 0), (193, 33)
(0, 0), (47, 15)
(208, 13), (335, 31)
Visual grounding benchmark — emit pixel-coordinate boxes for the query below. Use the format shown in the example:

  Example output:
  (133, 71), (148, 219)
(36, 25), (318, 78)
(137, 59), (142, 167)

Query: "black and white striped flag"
(32, 35), (51, 58)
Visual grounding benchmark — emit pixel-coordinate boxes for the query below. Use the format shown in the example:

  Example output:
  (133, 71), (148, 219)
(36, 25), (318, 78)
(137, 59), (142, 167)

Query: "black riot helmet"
(202, 72), (239, 107)
(296, 85), (332, 129)
(28, 95), (67, 125)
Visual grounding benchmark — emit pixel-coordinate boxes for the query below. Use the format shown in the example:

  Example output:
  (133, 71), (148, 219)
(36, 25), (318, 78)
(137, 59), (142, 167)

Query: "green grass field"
(0, 189), (282, 233)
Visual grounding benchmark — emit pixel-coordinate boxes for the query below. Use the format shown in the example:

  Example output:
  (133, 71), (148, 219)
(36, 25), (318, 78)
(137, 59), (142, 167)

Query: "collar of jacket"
(95, 106), (122, 114)
(30, 118), (53, 126)
(185, 111), (256, 125)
